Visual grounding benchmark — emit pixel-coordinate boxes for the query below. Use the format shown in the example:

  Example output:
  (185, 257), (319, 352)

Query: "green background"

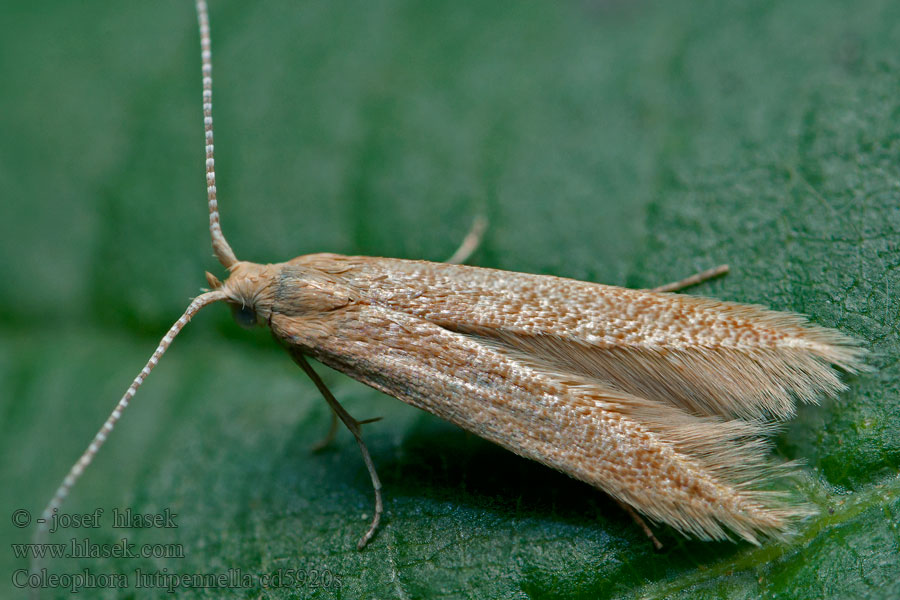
(2, 0), (898, 598)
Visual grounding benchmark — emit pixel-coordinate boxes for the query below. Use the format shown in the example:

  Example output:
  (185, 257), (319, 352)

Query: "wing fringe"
(476, 300), (867, 420)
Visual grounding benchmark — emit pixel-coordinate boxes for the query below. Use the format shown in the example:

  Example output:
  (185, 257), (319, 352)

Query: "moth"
(36, 0), (866, 554)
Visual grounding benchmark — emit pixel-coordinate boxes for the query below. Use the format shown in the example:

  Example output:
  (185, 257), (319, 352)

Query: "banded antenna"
(32, 0), (233, 577)
(198, 0), (238, 268)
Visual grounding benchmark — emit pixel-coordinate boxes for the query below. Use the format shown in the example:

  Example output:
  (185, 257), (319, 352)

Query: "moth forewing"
(219, 253), (865, 545)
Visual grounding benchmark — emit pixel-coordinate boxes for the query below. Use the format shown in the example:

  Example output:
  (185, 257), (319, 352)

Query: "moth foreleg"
(289, 350), (384, 549)
(652, 264), (729, 293)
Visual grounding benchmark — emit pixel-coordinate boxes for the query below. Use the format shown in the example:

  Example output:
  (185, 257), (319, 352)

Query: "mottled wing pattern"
(310, 254), (865, 420)
(270, 254), (865, 542)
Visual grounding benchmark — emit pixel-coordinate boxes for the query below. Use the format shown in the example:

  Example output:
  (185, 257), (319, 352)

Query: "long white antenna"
(197, 0), (238, 268)
(33, 291), (225, 548)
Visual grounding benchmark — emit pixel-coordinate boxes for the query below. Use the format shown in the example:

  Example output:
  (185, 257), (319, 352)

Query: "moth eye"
(230, 304), (258, 329)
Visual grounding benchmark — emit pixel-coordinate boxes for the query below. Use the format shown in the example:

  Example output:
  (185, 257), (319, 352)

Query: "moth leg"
(310, 409), (339, 452)
(312, 411), (382, 452)
(652, 264), (729, 293)
(615, 500), (663, 551)
(444, 215), (488, 264)
(290, 351), (384, 550)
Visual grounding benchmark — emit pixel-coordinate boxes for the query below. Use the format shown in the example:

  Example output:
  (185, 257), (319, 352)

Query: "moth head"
(230, 304), (259, 329)
(219, 260), (280, 327)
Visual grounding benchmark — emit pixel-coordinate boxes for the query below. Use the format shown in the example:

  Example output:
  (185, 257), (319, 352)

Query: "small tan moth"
(36, 0), (866, 553)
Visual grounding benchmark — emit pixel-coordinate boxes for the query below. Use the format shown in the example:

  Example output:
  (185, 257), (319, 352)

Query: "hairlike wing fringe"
(457, 297), (868, 421)
(478, 338), (818, 544)
(462, 303), (866, 541)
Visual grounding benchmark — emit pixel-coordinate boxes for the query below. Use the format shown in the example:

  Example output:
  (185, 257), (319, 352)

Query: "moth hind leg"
(444, 215), (488, 264)
(652, 264), (729, 293)
(615, 499), (664, 551)
(290, 351), (384, 549)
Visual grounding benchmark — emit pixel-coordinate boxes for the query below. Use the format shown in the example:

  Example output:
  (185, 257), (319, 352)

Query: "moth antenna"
(197, 0), (237, 268)
(32, 291), (226, 557)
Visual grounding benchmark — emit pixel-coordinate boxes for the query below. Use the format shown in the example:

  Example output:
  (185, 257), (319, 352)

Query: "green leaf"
(2, 0), (898, 598)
